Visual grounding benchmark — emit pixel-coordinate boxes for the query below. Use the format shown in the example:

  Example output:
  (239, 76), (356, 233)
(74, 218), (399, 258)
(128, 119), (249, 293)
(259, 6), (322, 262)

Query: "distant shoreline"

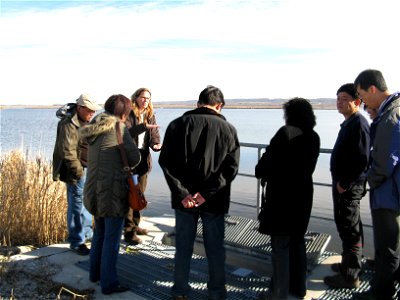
(0, 102), (336, 110)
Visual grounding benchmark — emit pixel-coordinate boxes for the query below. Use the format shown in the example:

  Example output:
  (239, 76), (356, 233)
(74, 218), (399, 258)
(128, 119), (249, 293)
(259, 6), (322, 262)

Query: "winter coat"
(125, 111), (161, 176)
(53, 111), (86, 183)
(368, 93), (400, 211)
(255, 125), (320, 236)
(330, 112), (370, 190)
(79, 113), (141, 217)
(159, 107), (240, 214)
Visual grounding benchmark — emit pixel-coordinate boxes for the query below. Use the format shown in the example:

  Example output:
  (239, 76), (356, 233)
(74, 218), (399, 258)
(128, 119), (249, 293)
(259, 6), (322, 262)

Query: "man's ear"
(355, 98), (362, 106)
(215, 103), (223, 112)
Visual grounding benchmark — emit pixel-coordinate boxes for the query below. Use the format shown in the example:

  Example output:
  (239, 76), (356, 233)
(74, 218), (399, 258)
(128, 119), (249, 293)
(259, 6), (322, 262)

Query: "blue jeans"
(89, 216), (124, 294)
(172, 209), (226, 300)
(270, 235), (307, 299)
(66, 169), (93, 247)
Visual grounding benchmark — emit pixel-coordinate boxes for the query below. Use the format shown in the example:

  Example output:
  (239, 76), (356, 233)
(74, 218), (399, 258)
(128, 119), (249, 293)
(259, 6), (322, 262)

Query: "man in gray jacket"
(53, 94), (102, 255)
(159, 86), (240, 300)
(353, 70), (400, 300)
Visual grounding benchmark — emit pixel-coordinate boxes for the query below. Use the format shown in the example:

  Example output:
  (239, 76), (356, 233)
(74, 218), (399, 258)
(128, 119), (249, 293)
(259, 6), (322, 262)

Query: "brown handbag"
(116, 122), (147, 211)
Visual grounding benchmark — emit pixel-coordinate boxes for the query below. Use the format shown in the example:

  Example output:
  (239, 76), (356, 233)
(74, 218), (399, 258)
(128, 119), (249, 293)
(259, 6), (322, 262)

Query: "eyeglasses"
(139, 97), (151, 101)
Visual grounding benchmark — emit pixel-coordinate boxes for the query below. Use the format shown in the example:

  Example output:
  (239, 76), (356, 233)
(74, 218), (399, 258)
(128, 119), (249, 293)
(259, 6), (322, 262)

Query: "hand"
(181, 194), (196, 208)
(146, 124), (160, 129)
(336, 182), (346, 194)
(152, 143), (162, 150)
(193, 192), (206, 206)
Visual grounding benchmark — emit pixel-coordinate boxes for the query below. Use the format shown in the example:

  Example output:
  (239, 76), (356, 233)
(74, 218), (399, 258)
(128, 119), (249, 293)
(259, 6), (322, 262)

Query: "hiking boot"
(136, 227), (149, 235)
(70, 244), (90, 255)
(324, 274), (360, 289)
(331, 262), (342, 273)
(124, 234), (142, 245)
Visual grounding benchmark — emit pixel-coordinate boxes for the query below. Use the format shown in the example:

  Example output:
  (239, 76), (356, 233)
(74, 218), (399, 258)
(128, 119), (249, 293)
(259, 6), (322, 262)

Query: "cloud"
(0, 0), (399, 104)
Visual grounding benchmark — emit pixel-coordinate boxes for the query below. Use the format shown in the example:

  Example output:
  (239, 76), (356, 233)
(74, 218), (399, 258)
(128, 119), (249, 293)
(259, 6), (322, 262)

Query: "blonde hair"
(131, 87), (154, 123)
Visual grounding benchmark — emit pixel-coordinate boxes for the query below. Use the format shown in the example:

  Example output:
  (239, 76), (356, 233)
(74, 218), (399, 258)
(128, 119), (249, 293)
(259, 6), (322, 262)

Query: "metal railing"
(233, 142), (333, 215)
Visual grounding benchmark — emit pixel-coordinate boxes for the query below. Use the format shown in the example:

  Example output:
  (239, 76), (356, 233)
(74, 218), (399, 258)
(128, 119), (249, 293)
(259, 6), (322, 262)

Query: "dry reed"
(0, 150), (67, 247)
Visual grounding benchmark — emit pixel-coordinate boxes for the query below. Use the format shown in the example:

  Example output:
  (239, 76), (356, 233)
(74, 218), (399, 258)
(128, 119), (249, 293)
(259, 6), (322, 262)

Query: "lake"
(0, 107), (374, 256)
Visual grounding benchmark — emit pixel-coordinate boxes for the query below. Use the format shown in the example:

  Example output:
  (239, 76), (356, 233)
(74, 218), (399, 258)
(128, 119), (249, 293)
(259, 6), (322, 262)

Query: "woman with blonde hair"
(124, 87), (162, 245)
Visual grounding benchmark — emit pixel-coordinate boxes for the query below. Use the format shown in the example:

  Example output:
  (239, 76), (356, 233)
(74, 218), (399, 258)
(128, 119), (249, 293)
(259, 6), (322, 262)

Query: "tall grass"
(0, 150), (67, 247)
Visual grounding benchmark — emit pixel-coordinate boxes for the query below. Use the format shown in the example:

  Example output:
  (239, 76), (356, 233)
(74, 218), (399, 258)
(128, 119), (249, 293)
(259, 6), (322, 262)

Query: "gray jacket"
(79, 113), (141, 217)
(368, 93), (400, 210)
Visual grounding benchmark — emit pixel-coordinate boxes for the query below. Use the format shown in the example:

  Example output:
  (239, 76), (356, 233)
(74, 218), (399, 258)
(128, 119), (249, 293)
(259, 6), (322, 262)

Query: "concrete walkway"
(10, 214), (340, 299)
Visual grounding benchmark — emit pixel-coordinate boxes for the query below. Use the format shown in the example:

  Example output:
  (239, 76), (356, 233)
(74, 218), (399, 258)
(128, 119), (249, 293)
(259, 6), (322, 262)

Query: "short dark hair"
(354, 69), (388, 92)
(283, 97), (316, 130)
(104, 94), (132, 118)
(337, 83), (357, 99)
(198, 85), (225, 107)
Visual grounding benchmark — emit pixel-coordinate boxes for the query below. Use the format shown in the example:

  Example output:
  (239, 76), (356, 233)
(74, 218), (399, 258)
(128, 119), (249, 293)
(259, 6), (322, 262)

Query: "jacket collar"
(183, 106), (226, 120)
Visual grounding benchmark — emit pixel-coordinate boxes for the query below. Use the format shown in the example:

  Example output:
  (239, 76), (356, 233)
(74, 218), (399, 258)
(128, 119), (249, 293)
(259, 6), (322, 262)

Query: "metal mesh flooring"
(317, 259), (400, 300)
(77, 241), (270, 299)
(195, 215), (331, 271)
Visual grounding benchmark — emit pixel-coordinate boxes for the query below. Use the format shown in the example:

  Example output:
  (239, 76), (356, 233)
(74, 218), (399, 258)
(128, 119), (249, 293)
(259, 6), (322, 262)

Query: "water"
(0, 107), (374, 256)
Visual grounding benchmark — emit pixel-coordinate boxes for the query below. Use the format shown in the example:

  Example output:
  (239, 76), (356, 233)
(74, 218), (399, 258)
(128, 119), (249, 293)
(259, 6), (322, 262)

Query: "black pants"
(332, 182), (365, 279)
(371, 208), (400, 300)
(124, 173), (148, 238)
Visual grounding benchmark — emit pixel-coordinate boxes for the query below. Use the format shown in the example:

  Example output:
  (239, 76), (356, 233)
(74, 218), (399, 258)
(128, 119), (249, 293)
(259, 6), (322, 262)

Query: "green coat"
(79, 113), (141, 217)
(53, 112), (85, 183)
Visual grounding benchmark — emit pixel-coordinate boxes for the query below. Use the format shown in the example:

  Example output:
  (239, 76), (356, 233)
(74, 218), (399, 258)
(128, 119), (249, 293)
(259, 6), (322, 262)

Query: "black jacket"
(330, 112), (370, 190)
(159, 107), (240, 213)
(255, 125), (320, 235)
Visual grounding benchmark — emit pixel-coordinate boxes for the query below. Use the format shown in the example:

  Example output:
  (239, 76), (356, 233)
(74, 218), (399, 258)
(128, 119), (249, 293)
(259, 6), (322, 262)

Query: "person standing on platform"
(124, 87), (161, 245)
(159, 85), (240, 300)
(255, 98), (320, 300)
(53, 94), (101, 255)
(352, 69), (400, 300)
(324, 83), (370, 289)
(81, 94), (141, 295)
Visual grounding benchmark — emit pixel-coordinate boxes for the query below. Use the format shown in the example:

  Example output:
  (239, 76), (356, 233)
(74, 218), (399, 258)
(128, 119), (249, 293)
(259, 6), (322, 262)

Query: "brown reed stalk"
(0, 151), (68, 247)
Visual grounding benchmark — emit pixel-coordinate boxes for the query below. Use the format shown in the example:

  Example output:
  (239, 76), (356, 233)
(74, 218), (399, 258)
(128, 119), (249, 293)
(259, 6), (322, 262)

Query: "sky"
(0, 0), (399, 105)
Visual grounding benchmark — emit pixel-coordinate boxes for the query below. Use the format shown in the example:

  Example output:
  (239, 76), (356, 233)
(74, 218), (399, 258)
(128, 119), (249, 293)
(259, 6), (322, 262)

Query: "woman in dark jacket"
(80, 94), (141, 295)
(255, 98), (320, 300)
(123, 87), (162, 244)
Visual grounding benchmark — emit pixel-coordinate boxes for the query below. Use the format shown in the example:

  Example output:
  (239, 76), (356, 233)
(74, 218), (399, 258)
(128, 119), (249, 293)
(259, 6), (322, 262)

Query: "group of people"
(52, 89), (161, 294)
(255, 69), (400, 300)
(52, 69), (399, 300)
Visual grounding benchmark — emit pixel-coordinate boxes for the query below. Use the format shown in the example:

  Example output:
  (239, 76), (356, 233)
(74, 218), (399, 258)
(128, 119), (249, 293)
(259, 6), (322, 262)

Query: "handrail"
(234, 142), (333, 215)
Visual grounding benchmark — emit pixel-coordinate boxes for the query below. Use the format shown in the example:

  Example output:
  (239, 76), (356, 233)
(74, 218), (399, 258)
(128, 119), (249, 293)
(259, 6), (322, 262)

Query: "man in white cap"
(53, 94), (102, 255)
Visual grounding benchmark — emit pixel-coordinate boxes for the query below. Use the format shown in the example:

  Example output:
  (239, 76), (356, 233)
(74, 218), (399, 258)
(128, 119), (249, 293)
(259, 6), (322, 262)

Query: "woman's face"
(135, 91), (151, 111)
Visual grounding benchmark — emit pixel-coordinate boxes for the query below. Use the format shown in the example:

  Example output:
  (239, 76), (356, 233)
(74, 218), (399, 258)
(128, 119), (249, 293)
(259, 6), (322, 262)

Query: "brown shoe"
(324, 274), (360, 289)
(136, 227), (149, 235)
(174, 296), (189, 300)
(124, 234), (142, 245)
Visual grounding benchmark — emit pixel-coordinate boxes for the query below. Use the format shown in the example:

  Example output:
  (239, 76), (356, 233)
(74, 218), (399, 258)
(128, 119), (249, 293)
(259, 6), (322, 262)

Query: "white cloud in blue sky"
(0, 0), (399, 104)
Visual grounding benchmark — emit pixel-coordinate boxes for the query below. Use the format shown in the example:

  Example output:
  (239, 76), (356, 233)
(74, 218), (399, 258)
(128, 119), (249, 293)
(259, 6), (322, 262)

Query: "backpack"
(56, 102), (77, 119)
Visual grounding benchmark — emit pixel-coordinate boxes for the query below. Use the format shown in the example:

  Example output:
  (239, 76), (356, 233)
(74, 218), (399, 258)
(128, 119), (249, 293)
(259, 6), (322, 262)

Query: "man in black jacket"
(324, 83), (370, 289)
(159, 85), (240, 300)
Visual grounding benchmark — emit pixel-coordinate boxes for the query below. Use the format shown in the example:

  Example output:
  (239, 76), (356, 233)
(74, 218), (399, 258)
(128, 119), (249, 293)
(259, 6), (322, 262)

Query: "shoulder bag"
(116, 122), (147, 211)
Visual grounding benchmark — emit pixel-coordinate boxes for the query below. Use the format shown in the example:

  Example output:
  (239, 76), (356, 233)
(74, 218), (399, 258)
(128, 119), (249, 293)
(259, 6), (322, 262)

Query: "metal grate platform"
(317, 258), (400, 300)
(165, 215), (331, 275)
(77, 241), (270, 299)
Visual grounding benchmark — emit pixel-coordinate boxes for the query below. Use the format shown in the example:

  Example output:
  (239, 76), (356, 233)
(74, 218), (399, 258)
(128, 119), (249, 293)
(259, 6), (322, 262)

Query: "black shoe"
(324, 274), (360, 289)
(70, 244), (90, 255)
(331, 262), (342, 273)
(174, 296), (189, 300)
(102, 284), (129, 295)
(352, 291), (377, 300)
